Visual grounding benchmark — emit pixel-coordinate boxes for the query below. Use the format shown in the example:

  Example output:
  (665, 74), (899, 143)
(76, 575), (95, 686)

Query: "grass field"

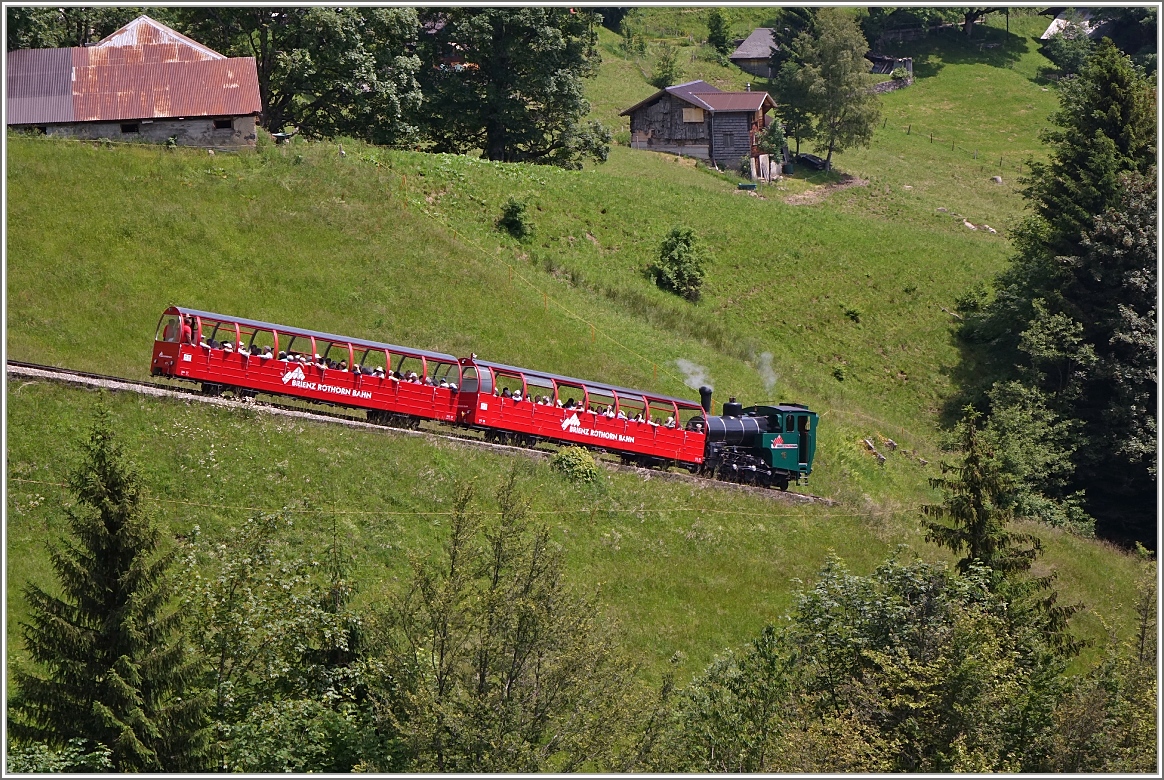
(8, 380), (1143, 683)
(6, 9), (1143, 687)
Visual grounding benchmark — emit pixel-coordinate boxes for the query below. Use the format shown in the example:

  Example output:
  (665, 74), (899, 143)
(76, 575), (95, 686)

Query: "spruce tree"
(8, 408), (208, 771)
(923, 408), (1040, 579)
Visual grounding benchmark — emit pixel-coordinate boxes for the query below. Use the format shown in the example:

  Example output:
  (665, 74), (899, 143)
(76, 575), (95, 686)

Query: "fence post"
(930, 132), (933, 143)
(544, 293), (548, 312)
(907, 124), (911, 135)
(974, 149), (977, 159)
(951, 139), (955, 151)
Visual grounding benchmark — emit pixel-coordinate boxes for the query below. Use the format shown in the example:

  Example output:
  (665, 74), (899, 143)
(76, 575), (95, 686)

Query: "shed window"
(213, 118), (233, 130)
(682, 107), (704, 123)
(722, 132), (734, 148)
(120, 123), (139, 134)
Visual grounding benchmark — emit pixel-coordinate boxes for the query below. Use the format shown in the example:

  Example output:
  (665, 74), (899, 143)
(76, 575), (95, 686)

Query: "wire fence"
(876, 115), (1043, 176)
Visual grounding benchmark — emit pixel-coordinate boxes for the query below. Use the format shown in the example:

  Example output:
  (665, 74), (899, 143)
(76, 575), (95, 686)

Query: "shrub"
(755, 121), (786, 156)
(890, 66), (911, 81)
(649, 226), (709, 302)
(833, 366), (846, 381)
(551, 446), (600, 484)
(498, 197), (532, 240)
(1040, 20), (1094, 75)
(650, 43), (681, 88)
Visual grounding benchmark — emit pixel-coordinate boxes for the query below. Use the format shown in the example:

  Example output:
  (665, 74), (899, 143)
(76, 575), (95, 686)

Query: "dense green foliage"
(5, 5), (141, 48)
(959, 41), (1157, 545)
(789, 9), (882, 169)
(183, 514), (373, 771)
(550, 446), (600, 484)
(755, 121), (786, 157)
(7, 411), (208, 771)
(706, 9), (730, 55)
(498, 197), (533, 240)
(172, 7), (423, 145)
(368, 474), (638, 771)
(641, 549), (1155, 772)
(1039, 17), (1094, 76)
(649, 226), (709, 302)
(650, 42), (682, 88)
(416, 8), (609, 168)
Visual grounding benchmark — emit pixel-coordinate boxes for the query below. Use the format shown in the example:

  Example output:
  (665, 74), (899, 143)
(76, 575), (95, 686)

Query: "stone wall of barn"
(16, 115), (258, 147)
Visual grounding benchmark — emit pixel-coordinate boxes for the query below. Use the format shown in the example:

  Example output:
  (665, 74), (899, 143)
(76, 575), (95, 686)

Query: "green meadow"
(6, 10), (1144, 684)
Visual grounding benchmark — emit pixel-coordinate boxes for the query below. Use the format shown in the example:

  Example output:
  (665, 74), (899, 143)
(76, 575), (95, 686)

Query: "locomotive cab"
(690, 398), (818, 489)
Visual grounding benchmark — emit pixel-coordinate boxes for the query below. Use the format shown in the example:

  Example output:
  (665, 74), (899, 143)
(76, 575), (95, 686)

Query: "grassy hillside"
(6, 10), (1143, 686)
(8, 380), (1143, 683)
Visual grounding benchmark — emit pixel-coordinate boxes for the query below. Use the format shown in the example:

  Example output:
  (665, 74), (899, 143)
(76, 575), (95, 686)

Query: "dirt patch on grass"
(784, 174), (869, 206)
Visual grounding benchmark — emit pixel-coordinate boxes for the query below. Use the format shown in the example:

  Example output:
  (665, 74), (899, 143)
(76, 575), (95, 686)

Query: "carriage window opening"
(250, 329), (276, 356)
(799, 416), (809, 433)
(429, 362), (459, 388)
(618, 397), (646, 421)
(494, 373), (525, 399)
(647, 399), (675, 426)
(395, 355), (425, 382)
(157, 315), (180, 343)
(678, 406), (704, 429)
(587, 389), (616, 416)
(359, 349), (387, 374)
(525, 379), (554, 405)
(460, 366), (480, 393)
(555, 381), (586, 410)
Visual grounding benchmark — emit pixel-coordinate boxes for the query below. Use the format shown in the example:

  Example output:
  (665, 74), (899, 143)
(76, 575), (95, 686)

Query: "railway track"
(7, 360), (836, 506)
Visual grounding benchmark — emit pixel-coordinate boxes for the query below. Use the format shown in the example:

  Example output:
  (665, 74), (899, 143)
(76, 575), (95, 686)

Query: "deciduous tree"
(370, 473), (639, 771)
(794, 8), (881, 170)
(417, 8), (609, 169)
(170, 7), (422, 144)
(706, 9), (730, 54)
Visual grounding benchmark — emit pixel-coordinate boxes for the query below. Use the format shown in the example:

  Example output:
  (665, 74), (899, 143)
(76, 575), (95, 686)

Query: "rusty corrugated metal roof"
(694, 92), (774, 112)
(6, 15), (260, 125)
(91, 15), (225, 60)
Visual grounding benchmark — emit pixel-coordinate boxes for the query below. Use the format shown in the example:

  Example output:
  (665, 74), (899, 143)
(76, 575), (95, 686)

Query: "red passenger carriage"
(151, 307), (463, 425)
(455, 358), (707, 467)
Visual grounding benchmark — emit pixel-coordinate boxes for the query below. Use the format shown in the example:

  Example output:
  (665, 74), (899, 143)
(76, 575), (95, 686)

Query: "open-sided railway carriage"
(151, 306), (817, 488)
(456, 358), (707, 468)
(151, 307), (462, 427)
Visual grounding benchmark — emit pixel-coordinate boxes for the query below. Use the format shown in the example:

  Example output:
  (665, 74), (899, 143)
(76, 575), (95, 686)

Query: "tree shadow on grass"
(877, 25), (1031, 81)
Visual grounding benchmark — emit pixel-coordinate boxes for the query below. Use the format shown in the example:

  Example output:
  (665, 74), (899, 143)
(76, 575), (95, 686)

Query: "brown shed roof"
(693, 92), (775, 112)
(619, 79), (774, 117)
(6, 15), (261, 126)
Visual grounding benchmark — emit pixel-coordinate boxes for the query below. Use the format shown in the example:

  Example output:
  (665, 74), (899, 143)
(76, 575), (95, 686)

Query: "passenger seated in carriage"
(665, 415), (676, 428)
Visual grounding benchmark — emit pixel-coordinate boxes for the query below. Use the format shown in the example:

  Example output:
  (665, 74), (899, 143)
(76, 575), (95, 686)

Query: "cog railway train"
(152, 307), (818, 489)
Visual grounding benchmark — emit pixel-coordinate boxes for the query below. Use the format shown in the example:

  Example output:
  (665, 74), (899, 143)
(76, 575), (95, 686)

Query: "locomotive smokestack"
(699, 386), (713, 414)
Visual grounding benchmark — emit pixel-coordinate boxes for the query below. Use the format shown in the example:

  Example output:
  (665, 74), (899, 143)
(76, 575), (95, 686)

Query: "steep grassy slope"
(8, 380), (1142, 683)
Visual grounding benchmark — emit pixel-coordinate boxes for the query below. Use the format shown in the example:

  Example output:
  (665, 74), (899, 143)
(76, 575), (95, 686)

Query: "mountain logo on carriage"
(560, 412), (581, 431)
(282, 365), (306, 385)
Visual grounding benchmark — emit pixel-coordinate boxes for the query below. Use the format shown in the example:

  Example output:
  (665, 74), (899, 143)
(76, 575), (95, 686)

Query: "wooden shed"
(729, 28), (778, 79)
(619, 80), (776, 170)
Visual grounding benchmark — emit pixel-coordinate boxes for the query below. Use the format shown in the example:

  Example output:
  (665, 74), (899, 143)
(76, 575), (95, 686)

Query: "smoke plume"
(757, 352), (778, 393)
(674, 358), (712, 391)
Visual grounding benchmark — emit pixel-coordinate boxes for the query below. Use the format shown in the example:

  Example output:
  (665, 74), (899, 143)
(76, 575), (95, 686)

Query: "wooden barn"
(7, 15), (261, 148)
(619, 80), (776, 169)
(729, 28), (778, 79)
